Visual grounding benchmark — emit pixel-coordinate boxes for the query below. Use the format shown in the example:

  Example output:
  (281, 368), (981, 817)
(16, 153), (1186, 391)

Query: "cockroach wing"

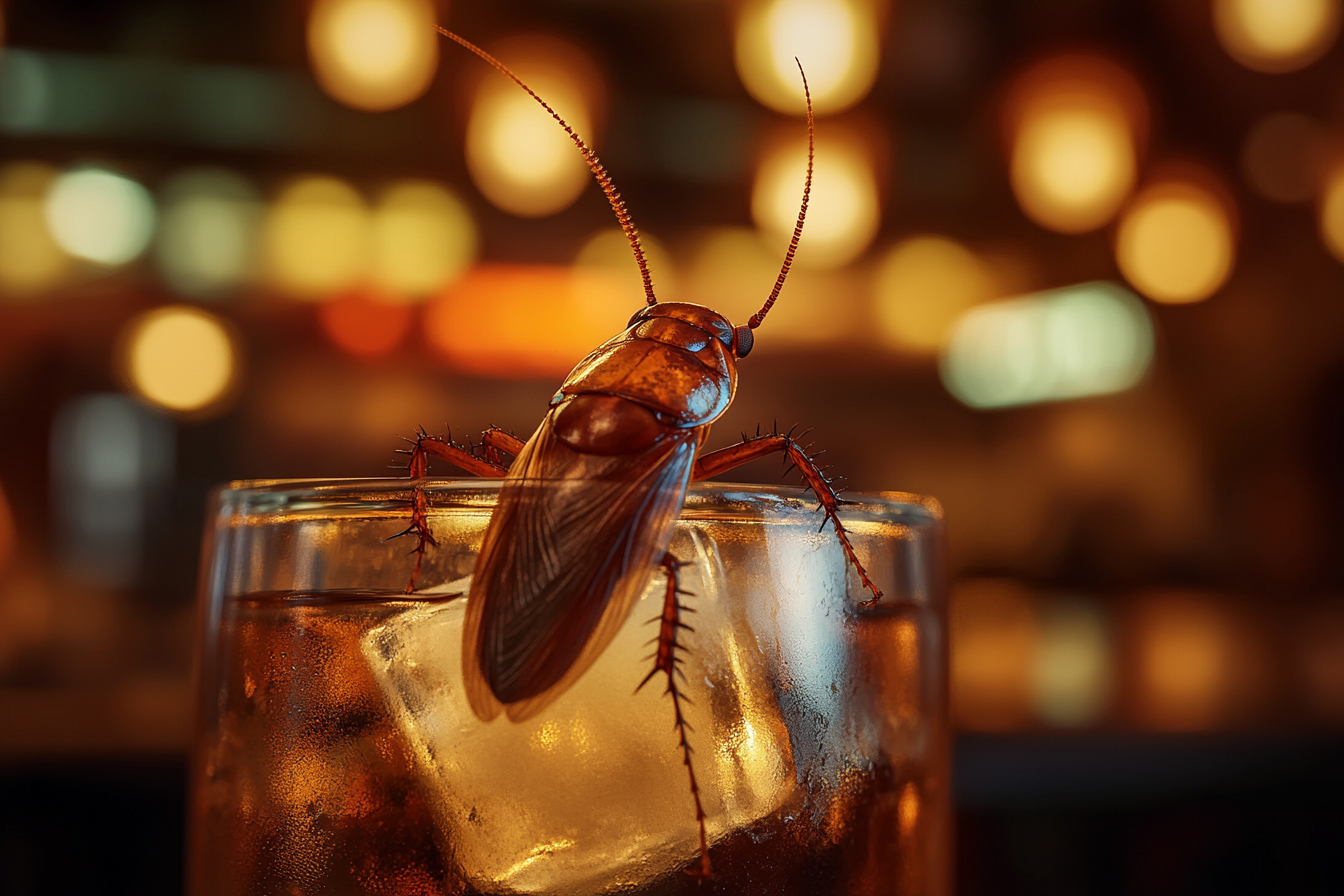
(462, 414), (698, 723)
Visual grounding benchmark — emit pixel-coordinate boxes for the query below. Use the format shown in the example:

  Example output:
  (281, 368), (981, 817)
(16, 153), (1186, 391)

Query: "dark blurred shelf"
(0, 679), (191, 759)
(955, 731), (1344, 809)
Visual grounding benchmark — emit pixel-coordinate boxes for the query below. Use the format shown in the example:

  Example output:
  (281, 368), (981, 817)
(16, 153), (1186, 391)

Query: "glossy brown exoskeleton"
(397, 27), (883, 878)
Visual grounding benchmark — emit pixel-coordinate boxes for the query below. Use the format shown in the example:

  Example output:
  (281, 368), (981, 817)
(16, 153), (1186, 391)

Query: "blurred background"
(2, 0), (1343, 892)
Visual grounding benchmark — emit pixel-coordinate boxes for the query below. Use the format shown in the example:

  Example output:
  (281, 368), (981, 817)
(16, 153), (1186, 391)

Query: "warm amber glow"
(264, 176), (370, 300)
(1116, 179), (1235, 304)
(123, 306), (238, 414)
(572, 228), (675, 331)
(1319, 165), (1344, 262)
(424, 265), (609, 376)
(465, 37), (600, 218)
(752, 131), (878, 268)
(1213, 0), (1341, 73)
(734, 0), (880, 115)
(307, 0), (439, 111)
(1133, 593), (1233, 730)
(318, 291), (414, 358)
(874, 236), (992, 354)
(0, 162), (68, 297)
(371, 181), (478, 301)
(1007, 57), (1145, 234)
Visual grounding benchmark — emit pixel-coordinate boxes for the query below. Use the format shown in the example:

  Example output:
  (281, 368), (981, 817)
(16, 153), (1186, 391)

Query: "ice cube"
(362, 515), (877, 894)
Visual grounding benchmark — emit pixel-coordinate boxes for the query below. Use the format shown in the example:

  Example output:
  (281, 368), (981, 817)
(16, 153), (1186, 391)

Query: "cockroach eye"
(734, 326), (754, 358)
(627, 309), (646, 328)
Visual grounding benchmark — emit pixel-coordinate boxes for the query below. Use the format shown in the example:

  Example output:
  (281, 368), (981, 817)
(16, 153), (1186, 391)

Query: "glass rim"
(210, 477), (943, 525)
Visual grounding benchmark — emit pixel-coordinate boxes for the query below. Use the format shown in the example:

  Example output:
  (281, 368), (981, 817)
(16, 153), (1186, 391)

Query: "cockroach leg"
(480, 426), (526, 468)
(638, 552), (712, 878)
(692, 432), (883, 608)
(392, 428), (511, 593)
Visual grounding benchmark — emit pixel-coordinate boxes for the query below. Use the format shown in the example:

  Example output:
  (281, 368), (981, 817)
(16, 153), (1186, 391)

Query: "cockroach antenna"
(748, 59), (814, 331)
(434, 26), (659, 306)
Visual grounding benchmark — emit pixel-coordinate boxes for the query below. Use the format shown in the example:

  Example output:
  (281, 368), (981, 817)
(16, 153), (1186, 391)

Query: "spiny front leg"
(391, 427), (510, 593)
(692, 428), (883, 609)
(638, 553), (712, 878)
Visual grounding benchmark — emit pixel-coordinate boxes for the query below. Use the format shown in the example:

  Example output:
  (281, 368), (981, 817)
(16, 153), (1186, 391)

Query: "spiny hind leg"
(392, 427), (510, 593)
(638, 553), (712, 878)
(691, 428), (883, 608)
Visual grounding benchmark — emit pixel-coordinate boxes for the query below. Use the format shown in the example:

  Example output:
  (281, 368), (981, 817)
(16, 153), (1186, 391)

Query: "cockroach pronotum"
(395, 26), (883, 879)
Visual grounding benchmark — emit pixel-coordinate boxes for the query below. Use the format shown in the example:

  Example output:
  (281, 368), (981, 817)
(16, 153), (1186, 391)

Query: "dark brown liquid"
(189, 592), (943, 895)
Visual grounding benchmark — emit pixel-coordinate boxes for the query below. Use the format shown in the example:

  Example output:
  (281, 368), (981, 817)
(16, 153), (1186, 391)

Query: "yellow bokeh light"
(734, 0), (880, 115)
(1007, 57), (1144, 234)
(1213, 0), (1341, 73)
(122, 306), (238, 415)
(874, 236), (993, 355)
(307, 0), (439, 111)
(371, 181), (478, 301)
(1115, 179), (1235, 304)
(465, 36), (601, 218)
(156, 168), (262, 299)
(572, 228), (675, 330)
(752, 131), (879, 269)
(264, 175), (370, 300)
(1318, 165), (1344, 263)
(0, 161), (68, 298)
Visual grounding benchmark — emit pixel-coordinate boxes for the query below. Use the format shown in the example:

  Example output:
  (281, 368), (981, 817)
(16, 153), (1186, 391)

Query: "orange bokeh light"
(318, 291), (415, 358)
(424, 265), (609, 377)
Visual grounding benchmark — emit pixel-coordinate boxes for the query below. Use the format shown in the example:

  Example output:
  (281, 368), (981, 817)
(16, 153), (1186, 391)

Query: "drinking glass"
(189, 479), (947, 895)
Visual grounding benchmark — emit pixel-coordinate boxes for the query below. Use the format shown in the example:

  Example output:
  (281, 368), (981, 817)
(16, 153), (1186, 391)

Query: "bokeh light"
(155, 168), (262, 299)
(1006, 56), (1146, 234)
(940, 281), (1154, 410)
(0, 161), (68, 297)
(1115, 178), (1236, 304)
(1132, 593), (1234, 730)
(464, 36), (601, 218)
(1318, 164), (1344, 262)
(1213, 0), (1342, 73)
(264, 175), (370, 300)
(1241, 112), (1322, 204)
(874, 235), (993, 355)
(307, 0), (439, 111)
(318, 291), (414, 358)
(950, 579), (1039, 731)
(45, 166), (156, 265)
(121, 306), (239, 415)
(734, 0), (880, 115)
(1030, 599), (1112, 727)
(425, 265), (608, 376)
(371, 181), (478, 301)
(752, 130), (879, 268)
(572, 228), (676, 330)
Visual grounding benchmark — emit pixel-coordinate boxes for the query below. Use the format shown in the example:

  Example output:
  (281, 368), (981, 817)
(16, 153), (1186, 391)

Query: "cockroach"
(395, 27), (883, 879)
